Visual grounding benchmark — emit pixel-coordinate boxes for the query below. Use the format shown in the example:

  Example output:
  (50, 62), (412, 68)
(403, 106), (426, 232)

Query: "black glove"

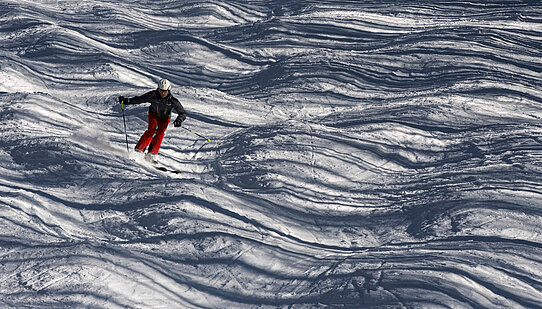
(118, 95), (129, 105)
(174, 114), (185, 127)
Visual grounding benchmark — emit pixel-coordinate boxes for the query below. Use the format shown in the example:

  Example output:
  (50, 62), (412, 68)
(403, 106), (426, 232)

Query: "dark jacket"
(127, 90), (186, 120)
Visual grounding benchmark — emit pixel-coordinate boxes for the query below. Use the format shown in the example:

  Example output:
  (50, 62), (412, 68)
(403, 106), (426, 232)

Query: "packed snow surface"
(1, 1), (542, 308)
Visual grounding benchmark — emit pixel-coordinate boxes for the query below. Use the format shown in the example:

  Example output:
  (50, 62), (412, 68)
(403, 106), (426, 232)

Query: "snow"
(1, 1), (542, 308)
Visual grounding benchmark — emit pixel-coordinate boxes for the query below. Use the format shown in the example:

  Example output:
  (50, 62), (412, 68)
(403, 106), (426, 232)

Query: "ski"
(130, 151), (182, 174)
(154, 165), (182, 174)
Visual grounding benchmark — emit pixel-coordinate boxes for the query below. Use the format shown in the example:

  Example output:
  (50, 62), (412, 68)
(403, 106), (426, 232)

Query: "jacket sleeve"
(172, 98), (187, 121)
(126, 91), (154, 105)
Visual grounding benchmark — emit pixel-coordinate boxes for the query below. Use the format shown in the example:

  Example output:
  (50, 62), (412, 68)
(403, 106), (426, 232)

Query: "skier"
(118, 78), (186, 161)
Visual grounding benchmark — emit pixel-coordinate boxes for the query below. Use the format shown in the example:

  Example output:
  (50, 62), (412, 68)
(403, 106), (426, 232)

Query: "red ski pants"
(135, 112), (170, 154)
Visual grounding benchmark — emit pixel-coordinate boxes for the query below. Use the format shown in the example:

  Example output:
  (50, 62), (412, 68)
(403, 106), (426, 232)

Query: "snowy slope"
(1, 1), (542, 308)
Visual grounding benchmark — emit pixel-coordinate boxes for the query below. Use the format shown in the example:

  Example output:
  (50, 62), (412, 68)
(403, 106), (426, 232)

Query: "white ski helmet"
(158, 78), (171, 91)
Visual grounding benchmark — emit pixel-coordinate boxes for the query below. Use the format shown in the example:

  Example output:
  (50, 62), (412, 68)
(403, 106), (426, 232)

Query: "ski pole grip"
(119, 95), (125, 107)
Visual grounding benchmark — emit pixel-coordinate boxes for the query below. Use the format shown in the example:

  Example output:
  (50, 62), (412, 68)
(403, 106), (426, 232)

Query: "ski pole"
(181, 125), (211, 142)
(119, 96), (130, 152)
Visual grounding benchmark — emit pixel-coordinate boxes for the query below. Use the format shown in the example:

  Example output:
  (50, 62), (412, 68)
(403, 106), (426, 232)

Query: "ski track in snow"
(1, 1), (541, 308)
